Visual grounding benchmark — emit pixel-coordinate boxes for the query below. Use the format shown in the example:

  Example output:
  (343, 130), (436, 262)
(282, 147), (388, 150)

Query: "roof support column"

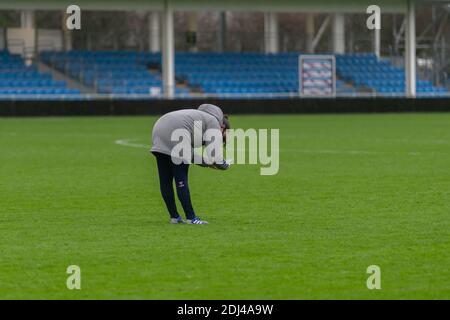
(62, 10), (72, 51)
(374, 27), (381, 58)
(264, 12), (279, 54)
(20, 10), (35, 29)
(149, 11), (161, 53)
(20, 10), (36, 65)
(306, 13), (315, 53)
(162, 0), (175, 99)
(187, 12), (198, 52)
(405, 0), (416, 98)
(218, 12), (227, 52)
(332, 13), (345, 54)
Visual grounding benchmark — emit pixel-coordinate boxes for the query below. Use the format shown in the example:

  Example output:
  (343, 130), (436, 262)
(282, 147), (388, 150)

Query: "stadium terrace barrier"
(1, 97), (450, 116)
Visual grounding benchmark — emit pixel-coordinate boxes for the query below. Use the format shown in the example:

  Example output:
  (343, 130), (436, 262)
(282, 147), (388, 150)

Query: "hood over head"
(198, 104), (223, 125)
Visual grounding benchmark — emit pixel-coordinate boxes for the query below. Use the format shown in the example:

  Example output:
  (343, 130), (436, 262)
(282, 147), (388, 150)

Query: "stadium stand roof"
(0, 0), (428, 12)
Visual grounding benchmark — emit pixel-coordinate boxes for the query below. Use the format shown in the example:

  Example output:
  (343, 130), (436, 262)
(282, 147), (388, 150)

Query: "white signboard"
(299, 55), (336, 97)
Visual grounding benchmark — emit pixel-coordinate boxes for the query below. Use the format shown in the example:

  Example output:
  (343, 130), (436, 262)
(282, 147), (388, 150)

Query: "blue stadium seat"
(0, 50), (80, 97)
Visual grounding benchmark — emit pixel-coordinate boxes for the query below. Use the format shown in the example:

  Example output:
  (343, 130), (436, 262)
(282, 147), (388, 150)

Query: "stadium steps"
(37, 61), (95, 94)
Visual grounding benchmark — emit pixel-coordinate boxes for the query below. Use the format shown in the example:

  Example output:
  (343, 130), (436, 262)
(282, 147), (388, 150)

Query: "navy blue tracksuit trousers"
(153, 152), (196, 220)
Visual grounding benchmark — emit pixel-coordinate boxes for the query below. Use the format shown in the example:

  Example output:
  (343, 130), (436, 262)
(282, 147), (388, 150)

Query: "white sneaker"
(170, 217), (185, 224)
(187, 217), (208, 225)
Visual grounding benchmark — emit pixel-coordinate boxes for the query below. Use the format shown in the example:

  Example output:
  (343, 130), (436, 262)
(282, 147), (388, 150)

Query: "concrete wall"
(5, 28), (63, 57)
(6, 28), (35, 56)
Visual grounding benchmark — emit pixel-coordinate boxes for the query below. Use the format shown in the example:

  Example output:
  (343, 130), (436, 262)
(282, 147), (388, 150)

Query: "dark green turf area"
(0, 114), (449, 299)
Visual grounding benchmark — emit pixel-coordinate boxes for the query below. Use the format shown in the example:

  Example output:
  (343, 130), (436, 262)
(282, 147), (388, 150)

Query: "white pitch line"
(233, 148), (420, 156)
(115, 138), (150, 149)
(115, 138), (422, 156)
(296, 149), (421, 156)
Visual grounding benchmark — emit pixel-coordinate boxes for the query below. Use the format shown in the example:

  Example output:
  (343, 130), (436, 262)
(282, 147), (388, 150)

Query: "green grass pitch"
(0, 113), (449, 299)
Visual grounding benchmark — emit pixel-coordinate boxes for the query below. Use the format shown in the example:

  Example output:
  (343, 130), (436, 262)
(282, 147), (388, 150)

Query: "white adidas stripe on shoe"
(187, 217), (208, 225)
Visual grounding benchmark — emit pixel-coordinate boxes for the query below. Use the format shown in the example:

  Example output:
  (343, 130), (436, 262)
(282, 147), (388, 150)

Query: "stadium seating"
(0, 50), (80, 96)
(41, 51), (355, 97)
(41, 50), (189, 96)
(39, 50), (448, 97)
(336, 53), (447, 95)
(176, 52), (355, 95)
(175, 52), (301, 95)
(175, 52), (446, 96)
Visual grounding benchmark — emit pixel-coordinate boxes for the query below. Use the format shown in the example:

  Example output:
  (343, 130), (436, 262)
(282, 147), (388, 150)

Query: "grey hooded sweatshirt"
(151, 104), (224, 159)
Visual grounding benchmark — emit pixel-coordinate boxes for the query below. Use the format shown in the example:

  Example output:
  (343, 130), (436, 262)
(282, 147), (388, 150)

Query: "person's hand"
(212, 159), (232, 170)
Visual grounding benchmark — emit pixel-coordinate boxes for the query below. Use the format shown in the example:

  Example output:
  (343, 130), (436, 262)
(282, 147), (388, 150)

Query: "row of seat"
(180, 72), (298, 79)
(0, 72), (53, 80)
(96, 79), (162, 86)
(0, 88), (80, 94)
(202, 87), (294, 94)
(97, 86), (190, 95)
(41, 50), (161, 67)
(355, 79), (432, 86)
(343, 72), (405, 80)
(0, 80), (66, 87)
(378, 87), (447, 93)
